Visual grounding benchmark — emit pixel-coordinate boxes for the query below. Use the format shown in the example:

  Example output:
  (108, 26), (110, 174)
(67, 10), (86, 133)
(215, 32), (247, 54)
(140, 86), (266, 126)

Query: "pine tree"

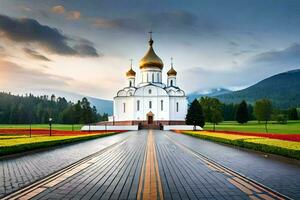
(288, 108), (299, 120)
(236, 100), (249, 124)
(185, 99), (205, 128)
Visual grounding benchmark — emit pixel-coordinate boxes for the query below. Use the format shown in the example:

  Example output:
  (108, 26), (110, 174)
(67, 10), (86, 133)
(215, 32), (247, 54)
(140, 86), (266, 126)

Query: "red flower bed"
(0, 129), (124, 136)
(206, 130), (300, 142)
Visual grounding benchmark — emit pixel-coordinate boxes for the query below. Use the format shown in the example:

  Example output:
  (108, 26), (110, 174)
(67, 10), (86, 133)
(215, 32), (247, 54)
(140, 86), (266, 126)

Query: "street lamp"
(49, 118), (53, 136)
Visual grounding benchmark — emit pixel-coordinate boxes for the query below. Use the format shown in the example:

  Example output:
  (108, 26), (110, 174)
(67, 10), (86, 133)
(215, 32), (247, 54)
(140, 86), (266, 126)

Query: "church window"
(137, 100), (140, 111)
(147, 74), (149, 82)
(152, 73), (154, 82)
(170, 80), (173, 86)
(123, 103), (126, 113)
(129, 81), (132, 87)
(176, 102), (179, 112)
(157, 73), (159, 82)
(149, 89), (152, 94)
(161, 100), (163, 111)
(149, 101), (152, 109)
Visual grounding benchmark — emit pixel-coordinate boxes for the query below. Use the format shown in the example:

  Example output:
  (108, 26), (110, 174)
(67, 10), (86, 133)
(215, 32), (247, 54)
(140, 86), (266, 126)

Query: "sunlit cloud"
(67, 11), (81, 20)
(51, 5), (65, 14)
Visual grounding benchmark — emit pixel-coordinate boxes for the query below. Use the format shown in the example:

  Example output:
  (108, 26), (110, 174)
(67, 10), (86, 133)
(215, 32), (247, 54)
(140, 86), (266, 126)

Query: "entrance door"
(146, 111), (154, 124)
(147, 115), (153, 124)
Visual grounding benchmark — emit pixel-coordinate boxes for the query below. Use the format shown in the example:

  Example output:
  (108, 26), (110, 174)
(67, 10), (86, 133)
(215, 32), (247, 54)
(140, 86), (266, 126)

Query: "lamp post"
(49, 118), (53, 136)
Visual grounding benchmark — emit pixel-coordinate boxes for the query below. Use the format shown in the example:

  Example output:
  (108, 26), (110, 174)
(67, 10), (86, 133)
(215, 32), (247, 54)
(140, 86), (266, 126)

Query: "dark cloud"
(23, 48), (51, 61)
(92, 10), (213, 34)
(250, 43), (300, 65)
(73, 44), (99, 57)
(0, 14), (99, 57)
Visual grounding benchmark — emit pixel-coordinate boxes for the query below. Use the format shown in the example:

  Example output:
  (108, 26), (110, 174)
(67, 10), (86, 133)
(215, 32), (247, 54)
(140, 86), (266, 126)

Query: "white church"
(107, 34), (188, 128)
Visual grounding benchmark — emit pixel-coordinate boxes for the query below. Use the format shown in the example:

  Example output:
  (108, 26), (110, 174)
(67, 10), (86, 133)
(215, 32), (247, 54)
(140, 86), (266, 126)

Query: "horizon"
(1, 0), (300, 100)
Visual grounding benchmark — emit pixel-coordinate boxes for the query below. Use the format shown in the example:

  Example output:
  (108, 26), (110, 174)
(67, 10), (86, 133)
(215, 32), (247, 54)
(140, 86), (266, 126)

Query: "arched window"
(176, 102), (179, 112)
(129, 81), (132, 87)
(161, 100), (163, 111)
(152, 73), (154, 82)
(149, 101), (152, 109)
(123, 103), (126, 113)
(157, 73), (159, 82)
(147, 73), (149, 82)
(137, 100), (140, 111)
(170, 80), (173, 86)
(149, 89), (152, 94)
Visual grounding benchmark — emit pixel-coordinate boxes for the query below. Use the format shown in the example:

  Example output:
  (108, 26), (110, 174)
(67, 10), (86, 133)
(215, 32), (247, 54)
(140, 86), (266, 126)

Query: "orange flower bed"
(0, 129), (125, 136)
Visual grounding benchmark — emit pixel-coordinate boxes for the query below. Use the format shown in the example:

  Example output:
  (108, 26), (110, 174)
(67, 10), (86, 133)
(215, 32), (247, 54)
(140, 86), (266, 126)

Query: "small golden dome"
(167, 66), (177, 76)
(126, 67), (136, 77)
(167, 58), (177, 76)
(139, 37), (163, 69)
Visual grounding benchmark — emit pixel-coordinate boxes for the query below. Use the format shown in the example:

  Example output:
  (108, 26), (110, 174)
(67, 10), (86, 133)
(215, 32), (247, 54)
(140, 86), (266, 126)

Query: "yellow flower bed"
(0, 133), (109, 147)
(245, 138), (300, 150)
(184, 131), (261, 141)
(180, 130), (300, 159)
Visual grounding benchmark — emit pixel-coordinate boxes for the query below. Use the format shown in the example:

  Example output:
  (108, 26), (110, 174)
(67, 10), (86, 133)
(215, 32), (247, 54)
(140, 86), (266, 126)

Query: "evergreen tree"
(235, 100), (249, 124)
(288, 108), (299, 120)
(185, 99), (205, 128)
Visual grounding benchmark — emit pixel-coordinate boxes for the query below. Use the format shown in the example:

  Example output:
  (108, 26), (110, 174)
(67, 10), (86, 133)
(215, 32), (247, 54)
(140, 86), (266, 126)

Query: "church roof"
(139, 35), (163, 70)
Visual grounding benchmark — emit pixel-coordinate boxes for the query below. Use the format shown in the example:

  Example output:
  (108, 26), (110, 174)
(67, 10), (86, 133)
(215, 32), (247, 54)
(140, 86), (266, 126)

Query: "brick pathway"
(165, 131), (300, 199)
(0, 131), (133, 197)
(1, 130), (299, 199)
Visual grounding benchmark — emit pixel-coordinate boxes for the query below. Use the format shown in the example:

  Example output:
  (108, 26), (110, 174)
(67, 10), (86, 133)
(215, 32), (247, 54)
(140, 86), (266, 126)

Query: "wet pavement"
(0, 131), (134, 198)
(1, 130), (300, 200)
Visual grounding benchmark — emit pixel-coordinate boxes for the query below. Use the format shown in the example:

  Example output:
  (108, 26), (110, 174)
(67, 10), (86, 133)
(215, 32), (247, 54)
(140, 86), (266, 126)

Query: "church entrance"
(146, 111), (154, 124)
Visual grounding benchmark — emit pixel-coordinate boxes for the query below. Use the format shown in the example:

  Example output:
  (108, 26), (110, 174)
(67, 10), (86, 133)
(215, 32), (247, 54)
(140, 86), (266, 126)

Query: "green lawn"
(0, 124), (83, 131)
(204, 120), (300, 134)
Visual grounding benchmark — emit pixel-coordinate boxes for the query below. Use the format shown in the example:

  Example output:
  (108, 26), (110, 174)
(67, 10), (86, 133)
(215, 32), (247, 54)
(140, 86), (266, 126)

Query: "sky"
(0, 0), (300, 99)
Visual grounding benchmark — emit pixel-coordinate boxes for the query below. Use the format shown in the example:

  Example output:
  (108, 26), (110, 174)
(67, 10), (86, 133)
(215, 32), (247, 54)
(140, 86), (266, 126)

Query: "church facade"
(108, 35), (188, 127)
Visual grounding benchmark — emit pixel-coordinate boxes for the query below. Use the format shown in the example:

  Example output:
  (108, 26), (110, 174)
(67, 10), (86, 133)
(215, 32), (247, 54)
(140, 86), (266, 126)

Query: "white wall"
(81, 125), (138, 131)
(163, 125), (203, 131)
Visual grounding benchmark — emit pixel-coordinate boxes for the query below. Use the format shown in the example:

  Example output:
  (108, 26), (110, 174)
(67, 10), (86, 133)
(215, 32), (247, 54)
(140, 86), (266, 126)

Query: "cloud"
(67, 11), (81, 20)
(51, 5), (65, 14)
(91, 10), (211, 33)
(0, 14), (99, 57)
(73, 44), (99, 57)
(0, 59), (71, 90)
(249, 43), (300, 65)
(23, 48), (51, 61)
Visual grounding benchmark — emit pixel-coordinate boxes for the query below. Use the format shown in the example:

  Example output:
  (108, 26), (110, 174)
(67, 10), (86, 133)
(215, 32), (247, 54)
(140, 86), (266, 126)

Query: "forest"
(0, 92), (108, 124)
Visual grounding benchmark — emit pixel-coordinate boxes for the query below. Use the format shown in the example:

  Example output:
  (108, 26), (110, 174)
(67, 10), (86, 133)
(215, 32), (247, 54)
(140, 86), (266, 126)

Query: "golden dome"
(126, 67), (136, 77)
(167, 58), (177, 76)
(139, 37), (163, 69)
(167, 66), (177, 76)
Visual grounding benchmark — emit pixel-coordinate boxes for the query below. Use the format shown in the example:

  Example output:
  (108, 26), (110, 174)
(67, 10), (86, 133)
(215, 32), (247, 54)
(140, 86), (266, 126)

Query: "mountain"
(188, 88), (232, 102)
(215, 69), (300, 108)
(31, 89), (113, 115)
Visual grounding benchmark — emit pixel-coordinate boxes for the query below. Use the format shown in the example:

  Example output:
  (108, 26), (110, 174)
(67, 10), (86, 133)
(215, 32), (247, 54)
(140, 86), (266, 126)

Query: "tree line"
(186, 97), (299, 131)
(0, 92), (108, 124)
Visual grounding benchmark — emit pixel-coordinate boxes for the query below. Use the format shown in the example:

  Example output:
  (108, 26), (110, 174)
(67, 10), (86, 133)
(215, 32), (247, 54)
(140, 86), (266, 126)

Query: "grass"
(180, 131), (300, 160)
(0, 124), (83, 131)
(204, 120), (300, 134)
(0, 132), (119, 156)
